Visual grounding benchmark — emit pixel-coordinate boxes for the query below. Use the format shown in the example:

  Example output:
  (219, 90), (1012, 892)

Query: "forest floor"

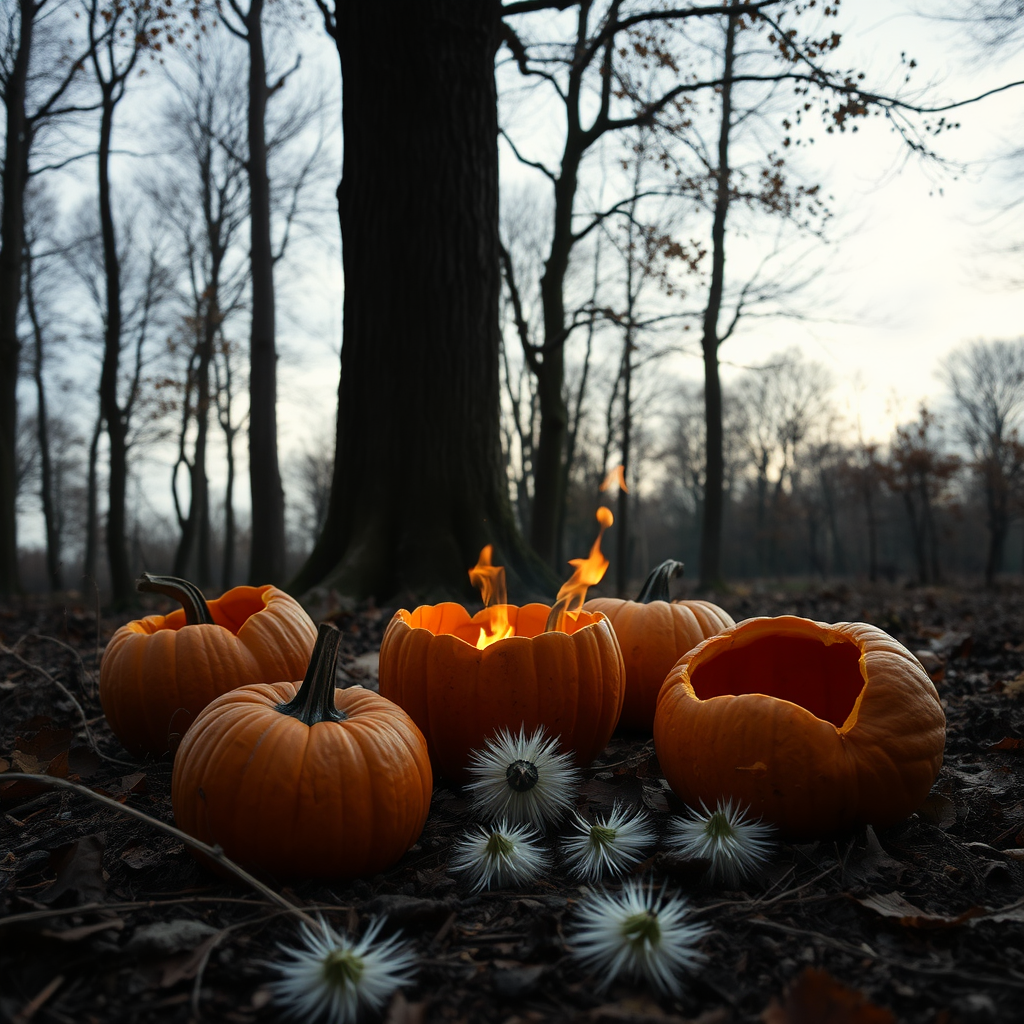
(1, 581), (1023, 1024)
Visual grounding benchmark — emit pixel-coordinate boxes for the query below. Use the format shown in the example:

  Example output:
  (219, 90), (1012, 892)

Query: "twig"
(22, 634), (99, 699)
(0, 774), (317, 928)
(0, 644), (121, 762)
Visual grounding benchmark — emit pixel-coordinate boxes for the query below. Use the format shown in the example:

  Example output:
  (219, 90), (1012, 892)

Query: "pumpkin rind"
(378, 602), (624, 781)
(171, 681), (433, 880)
(583, 597), (734, 731)
(100, 584), (316, 758)
(652, 615), (946, 839)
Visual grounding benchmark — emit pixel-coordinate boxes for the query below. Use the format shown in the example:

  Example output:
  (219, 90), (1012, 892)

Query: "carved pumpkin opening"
(404, 603), (603, 647)
(133, 582), (276, 636)
(689, 633), (865, 727)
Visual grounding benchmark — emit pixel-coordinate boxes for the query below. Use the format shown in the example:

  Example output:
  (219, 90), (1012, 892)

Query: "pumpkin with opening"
(379, 510), (625, 781)
(100, 574), (317, 758)
(653, 615), (946, 839)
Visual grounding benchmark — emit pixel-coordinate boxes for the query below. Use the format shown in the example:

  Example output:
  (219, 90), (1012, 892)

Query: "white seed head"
(449, 818), (551, 891)
(465, 725), (580, 828)
(569, 879), (708, 997)
(268, 916), (416, 1024)
(561, 802), (656, 881)
(668, 797), (776, 887)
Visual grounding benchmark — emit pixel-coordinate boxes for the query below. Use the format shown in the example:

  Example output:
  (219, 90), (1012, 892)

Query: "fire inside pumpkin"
(377, 509), (625, 780)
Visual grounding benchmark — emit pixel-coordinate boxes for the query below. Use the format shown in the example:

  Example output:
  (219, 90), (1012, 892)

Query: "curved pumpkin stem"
(635, 560), (685, 604)
(276, 622), (346, 726)
(137, 572), (214, 625)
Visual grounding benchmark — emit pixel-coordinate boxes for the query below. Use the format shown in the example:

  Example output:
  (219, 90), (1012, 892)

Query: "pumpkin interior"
(690, 633), (865, 727)
(137, 586), (270, 636)
(404, 602), (602, 645)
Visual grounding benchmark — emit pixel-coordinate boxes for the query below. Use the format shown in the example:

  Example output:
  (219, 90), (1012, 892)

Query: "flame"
(546, 507), (614, 632)
(600, 464), (629, 494)
(469, 545), (514, 649)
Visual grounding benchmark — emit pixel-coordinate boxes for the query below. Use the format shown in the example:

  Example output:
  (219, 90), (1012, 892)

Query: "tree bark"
(24, 244), (62, 589)
(698, 7), (736, 591)
(0, 0), (34, 596)
(294, 0), (553, 602)
(243, 0), (286, 584)
(95, 82), (132, 606)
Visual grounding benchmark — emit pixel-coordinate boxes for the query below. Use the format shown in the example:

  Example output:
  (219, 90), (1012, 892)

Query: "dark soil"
(2, 582), (1023, 1024)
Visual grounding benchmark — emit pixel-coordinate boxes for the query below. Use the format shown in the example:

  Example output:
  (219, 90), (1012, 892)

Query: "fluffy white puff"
(569, 879), (708, 997)
(668, 797), (776, 887)
(561, 803), (656, 881)
(465, 725), (580, 828)
(269, 916), (416, 1024)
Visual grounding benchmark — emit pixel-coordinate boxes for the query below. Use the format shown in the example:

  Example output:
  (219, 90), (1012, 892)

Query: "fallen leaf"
(761, 967), (896, 1023)
(383, 991), (426, 1024)
(856, 891), (1024, 928)
(38, 836), (107, 906)
(989, 737), (1022, 751)
(159, 930), (226, 988)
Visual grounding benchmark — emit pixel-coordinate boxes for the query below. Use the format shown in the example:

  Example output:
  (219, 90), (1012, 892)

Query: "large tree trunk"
(0, 1), (33, 597)
(96, 87), (132, 606)
(245, 0), (286, 584)
(293, 0), (552, 602)
(698, 9), (736, 591)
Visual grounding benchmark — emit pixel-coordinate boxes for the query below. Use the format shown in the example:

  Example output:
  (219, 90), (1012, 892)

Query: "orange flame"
(600, 465), (628, 494)
(546, 507), (614, 632)
(469, 545), (514, 649)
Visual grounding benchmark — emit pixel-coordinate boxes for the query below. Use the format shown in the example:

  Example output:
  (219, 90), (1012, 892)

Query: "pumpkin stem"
(276, 622), (346, 726)
(137, 572), (214, 625)
(635, 560), (685, 604)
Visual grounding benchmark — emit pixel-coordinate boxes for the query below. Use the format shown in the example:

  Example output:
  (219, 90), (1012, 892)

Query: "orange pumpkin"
(100, 574), (316, 758)
(172, 623), (433, 880)
(653, 615), (946, 839)
(378, 602), (624, 782)
(584, 559), (734, 732)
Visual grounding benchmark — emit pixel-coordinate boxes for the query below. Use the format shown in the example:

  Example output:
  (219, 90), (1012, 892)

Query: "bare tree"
(0, 0), (95, 594)
(941, 338), (1024, 585)
(884, 404), (961, 586)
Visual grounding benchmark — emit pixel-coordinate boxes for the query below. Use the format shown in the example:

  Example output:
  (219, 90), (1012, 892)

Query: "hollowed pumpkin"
(100, 574), (316, 758)
(378, 602), (624, 782)
(653, 615), (946, 839)
(172, 623), (433, 880)
(584, 559), (735, 732)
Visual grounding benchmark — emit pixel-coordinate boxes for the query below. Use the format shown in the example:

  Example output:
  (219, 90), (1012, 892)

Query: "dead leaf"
(855, 891), (1024, 928)
(38, 836), (106, 906)
(989, 737), (1022, 751)
(126, 919), (219, 957)
(761, 967), (896, 1023)
(383, 991), (426, 1024)
(159, 930), (225, 988)
(1003, 673), (1024, 698)
(915, 793), (956, 830)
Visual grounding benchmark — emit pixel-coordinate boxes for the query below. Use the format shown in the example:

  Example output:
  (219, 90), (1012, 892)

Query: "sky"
(15, 1), (1024, 550)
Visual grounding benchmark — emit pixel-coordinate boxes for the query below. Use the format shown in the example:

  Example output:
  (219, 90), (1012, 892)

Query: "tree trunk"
(96, 86), (132, 606)
(24, 246), (62, 589)
(244, 0), (286, 584)
(84, 407), (102, 585)
(0, 0), (33, 596)
(697, 8), (736, 591)
(293, 0), (553, 602)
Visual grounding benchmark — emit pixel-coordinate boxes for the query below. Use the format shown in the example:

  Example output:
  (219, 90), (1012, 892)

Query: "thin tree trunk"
(84, 406), (102, 585)
(244, 0), (286, 584)
(24, 246), (62, 589)
(697, 6), (737, 591)
(96, 84), (132, 605)
(0, 0), (34, 596)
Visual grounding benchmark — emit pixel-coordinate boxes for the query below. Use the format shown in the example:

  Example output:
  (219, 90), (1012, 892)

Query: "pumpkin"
(378, 602), (624, 782)
(584, 559), (735, 732)
(653, 615), (946, 839)
(172, 622), (433, 880)
(100, 573), (316, 758)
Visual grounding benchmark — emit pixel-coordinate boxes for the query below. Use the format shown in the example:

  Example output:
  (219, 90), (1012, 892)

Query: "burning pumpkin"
(584, 559), (735, 732)
(378, 510), (625, 781)
(653, 615), (946, 839)
(100, 574), (316, 758)
(172, 623), (433, 880)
